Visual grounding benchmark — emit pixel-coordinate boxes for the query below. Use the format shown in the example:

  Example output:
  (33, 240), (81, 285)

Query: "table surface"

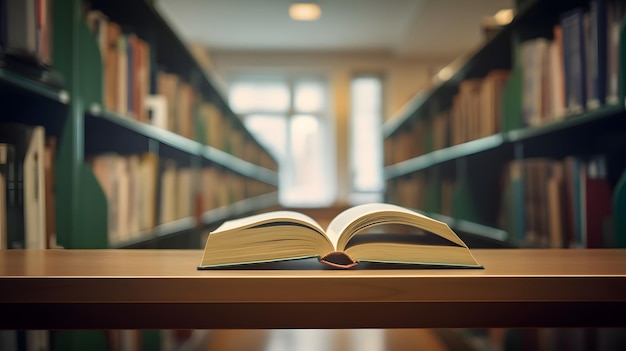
(2, 249), (626, 329)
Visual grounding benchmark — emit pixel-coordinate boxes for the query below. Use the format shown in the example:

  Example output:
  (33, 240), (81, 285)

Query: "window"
(229, 77), (335, 207)
(350, 76), (384, 203)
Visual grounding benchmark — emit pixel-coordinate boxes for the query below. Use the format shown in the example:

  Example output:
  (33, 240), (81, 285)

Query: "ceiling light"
(289, 2), (321, 21)
(494, 9), (514, 25)
(437, 67), (454, 82)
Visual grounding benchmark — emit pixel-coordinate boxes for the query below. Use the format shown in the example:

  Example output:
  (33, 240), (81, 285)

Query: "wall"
(207, 49), (448, 205)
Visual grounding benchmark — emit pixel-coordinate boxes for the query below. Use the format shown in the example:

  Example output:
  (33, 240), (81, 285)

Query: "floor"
(165, 329), (482, 351)
(195, 329), (476, 351)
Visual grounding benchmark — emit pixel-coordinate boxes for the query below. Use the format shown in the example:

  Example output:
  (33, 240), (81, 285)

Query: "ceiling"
(155, 0), (513, 60)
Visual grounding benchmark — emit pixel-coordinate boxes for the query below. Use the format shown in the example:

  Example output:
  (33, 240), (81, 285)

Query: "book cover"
(606, 0), (626, 104)
(588, 0), (608, 108)
(44, 137), (56, 248)
(521, 39), (548, 126)
(0, 0), (7, 51)
(145, 95), (168, 130)
(105, 21), (121, 113)
(560, 8), (587, 115)
(548, 25), (566, 120)
(0, 143), (9, 249)
(117, 33), (128, 114)
(614, 169), (626, 248)
(126, 33), (135, 117)
(584, 156), (612, 248)
(4, 0), (37, 60)
(0, 123), (46, 250)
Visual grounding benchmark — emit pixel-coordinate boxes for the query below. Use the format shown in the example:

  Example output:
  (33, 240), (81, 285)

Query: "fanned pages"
(199, 203), (482, 269)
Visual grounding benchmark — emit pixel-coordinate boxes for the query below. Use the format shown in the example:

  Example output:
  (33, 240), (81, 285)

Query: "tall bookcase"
(384, 0), (626, 249)
(384, 1), (626, 347)
(2, 0), (278, 252)
(1, 0), (278, 347)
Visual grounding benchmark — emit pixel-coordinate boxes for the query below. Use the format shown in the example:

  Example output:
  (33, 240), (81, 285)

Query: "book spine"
(606, 0), (626, 104)
(560, 8), (587, 115)
(0, 143), (8, 249)
(4, 0), (37, 59)
(588, 0), (608, 108)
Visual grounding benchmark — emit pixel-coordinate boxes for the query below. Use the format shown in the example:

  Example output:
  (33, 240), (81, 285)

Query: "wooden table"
(1, 249), (626, 329)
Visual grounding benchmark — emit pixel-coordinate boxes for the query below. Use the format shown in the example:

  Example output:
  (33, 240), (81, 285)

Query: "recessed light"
(289, 3), (321, 21)
(494, 9), (514, 25)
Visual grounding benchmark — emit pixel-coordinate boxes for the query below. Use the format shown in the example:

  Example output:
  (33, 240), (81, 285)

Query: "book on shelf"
(0, 123), (47, 250)
(0, 143), (8, 249)
(85, 11), (152, 122)
(198, 203), (482, 269)
(501, 155), (616, 249)
(606, 0), (626, 105)
(44, 137), (57, 249)
(1, 0), (53, 67)
(89, 152), (159, 244)
(145, 95), (167, 129)
(615, 169), (626, 248)
(560, 8), (587, 115)
(587, 0), (608, 109)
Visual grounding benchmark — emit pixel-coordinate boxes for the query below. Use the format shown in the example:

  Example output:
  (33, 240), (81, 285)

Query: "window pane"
(229, 81), (290, 113)
(228, 77), (334, 207)
(283, 114), (332, 205)
(290, 114), (318, 157)
(243, 114), (287, 161)
(294, 81), (324, 113)
(350, 76), (383, 194)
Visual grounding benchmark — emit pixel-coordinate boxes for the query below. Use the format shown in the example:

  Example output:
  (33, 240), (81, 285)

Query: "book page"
(212, 210), (325, 235)
(325, 203), (429, 249)
(326, 203), (470, 251)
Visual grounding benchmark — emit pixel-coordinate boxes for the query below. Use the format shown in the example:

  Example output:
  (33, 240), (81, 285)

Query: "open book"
(199, 203), (482, 269)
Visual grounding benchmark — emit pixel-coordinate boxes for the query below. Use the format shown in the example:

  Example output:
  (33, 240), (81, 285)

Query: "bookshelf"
(1, 0), (279, 348)
(1, 0), (279, 250)
(384, 0), (626, 249)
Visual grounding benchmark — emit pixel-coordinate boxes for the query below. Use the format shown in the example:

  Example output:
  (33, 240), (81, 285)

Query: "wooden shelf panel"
(1, 249), (626, 329)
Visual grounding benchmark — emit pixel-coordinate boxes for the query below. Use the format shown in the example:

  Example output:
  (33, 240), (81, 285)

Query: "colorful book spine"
(560, 8), (587, 115)
(588, 0), (608, 109)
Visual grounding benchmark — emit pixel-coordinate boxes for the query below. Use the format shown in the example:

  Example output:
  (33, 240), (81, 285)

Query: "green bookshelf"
(384, 134), (506, 178)
(0, 67), (69, 103)
(1, 0), (280, 348)
(383, 0), (626, 248)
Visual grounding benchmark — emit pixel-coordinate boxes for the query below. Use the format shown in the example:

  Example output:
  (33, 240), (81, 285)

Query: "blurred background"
(2, 0), (626, 350)
(156, 0), (514, 208)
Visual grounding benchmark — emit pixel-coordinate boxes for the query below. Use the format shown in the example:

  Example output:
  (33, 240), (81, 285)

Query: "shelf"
(506, 104), (626, 142)
(91, 111), (203, 155)
(428, 212), (509, 244)
(0, 66), (69, 104)
(87, 111), (279, 184)
(87, 0), (273, 164)
(381, 0), (545, 139)
(3, 249), (626, 329)
(110, 217), (196, 249)
(203, 147), (279, 186)
(384, 134), (505, 178)
(110, 192), (280, 249)
(384, 104), (626, 179)
(202, 191), (280, 227)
